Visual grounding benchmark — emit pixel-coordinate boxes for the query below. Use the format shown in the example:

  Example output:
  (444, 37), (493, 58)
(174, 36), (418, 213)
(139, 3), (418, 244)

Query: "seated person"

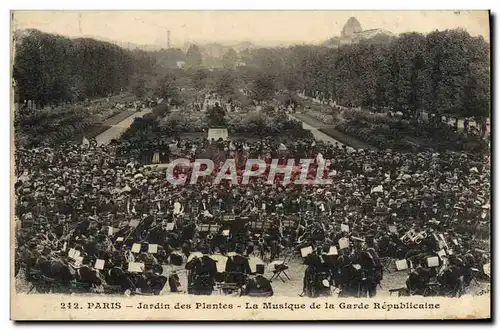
(186, 246), (217, 295)
(77, 265), (102, 286)
(50, 258), (75, 285)
(406, 261), (433, 295)
(243, 275), (273, 297)
(105, 266), (136, 292)
(225, 246), (252, 286)
(168, 271), (182, 293)
(134, 270), (167, 294)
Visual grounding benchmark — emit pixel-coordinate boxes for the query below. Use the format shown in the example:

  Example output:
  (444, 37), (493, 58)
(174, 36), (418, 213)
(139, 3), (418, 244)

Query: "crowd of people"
(14, 129), (491, 297)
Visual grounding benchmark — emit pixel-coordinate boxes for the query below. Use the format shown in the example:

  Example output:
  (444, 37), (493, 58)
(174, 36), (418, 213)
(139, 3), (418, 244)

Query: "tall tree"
(155, 74), (179, 103)
(385, 33), (427, 116)
(222, 48), (238, 69)
(130, 75), (147, 98)
(191, 69), (208, 90)
(185, 44), (203, 68)
(250, 73), (276, 102)
(215, 71), (236, 97)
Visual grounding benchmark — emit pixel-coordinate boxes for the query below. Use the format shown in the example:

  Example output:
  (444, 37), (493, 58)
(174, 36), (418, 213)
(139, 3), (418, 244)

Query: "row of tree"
(13, 29), (157, 109)
(146, 44), (240, 70)
(15, 28), (489, 120)
(148, 29), (490, 119)
(239, 29), (490, 119)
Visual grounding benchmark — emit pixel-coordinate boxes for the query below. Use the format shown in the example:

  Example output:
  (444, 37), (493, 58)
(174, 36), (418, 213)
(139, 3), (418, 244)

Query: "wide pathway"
(94, 106), (352, 148)
(95, 108), (152, 145)
(287, 114), (354, 151)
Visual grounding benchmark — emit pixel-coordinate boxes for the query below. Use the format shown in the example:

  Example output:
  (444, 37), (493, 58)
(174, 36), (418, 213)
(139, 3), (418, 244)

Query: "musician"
(50, 257), (75, 285)
(266, 223), (281, 261)
(135, 269), (167, 294)
(358, 246), (382, 298)
(365, 234), (379, 252)
(336, 248), (357, 297)
(36, 254), (53, 278)
(77, 264), (104, 286)
(438, 254), (467, 296)
(406, 259), (433, 295)
(147, 224), (166, 245)
(225, 246), (252, 287)
(168, 270), (182, 293)
(185, 246), (217, 295)
(105, 265), (136, 292)
(243, 274), (274, 297)
(302, 247), (331, 297)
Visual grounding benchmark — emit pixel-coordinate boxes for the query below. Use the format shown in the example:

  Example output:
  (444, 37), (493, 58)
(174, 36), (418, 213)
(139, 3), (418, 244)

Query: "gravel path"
(94, 108), (151, 145)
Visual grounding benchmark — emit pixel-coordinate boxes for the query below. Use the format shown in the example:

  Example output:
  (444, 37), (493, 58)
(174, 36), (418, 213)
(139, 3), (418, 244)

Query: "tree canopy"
(222, 48), (238, 69)
(13, 28), (490, 119)
(185, 44), (203, 68)
(13, 29), (156, 108)
(241, 29), (490, 118)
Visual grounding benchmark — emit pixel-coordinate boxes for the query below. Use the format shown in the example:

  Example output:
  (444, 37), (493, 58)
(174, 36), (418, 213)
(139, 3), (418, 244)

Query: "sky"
(11, 10), (490, 48)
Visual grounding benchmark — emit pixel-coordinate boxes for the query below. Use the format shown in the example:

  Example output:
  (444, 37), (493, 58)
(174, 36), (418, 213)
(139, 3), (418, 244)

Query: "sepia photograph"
(10, 10), (491, 320)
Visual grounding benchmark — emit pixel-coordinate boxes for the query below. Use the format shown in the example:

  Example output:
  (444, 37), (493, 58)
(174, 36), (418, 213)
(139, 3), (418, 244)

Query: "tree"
(13, 29), (150, 108)
(462, 62), (490, 119)
(130, 75), (147, 98)
(384, 33), (427, 116)
(152, 103), (170, 118)
(222, 48), (238, 69)
(250, 73), (276, 102)
(241, 112), (267, 135)
(191, 69), (208, 90)
(215, 71), (236, 97)
(155, 74), (179, 102)
(186, 44), (203, 68)
(151, 48), (185, 68)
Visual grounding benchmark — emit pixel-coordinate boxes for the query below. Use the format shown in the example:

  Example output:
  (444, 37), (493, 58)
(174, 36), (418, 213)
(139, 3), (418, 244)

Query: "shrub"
(152, 103), (170, 118)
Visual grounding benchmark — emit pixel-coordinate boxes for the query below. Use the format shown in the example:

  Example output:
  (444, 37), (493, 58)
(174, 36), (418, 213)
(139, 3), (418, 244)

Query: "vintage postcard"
(10, 10), (491, 320)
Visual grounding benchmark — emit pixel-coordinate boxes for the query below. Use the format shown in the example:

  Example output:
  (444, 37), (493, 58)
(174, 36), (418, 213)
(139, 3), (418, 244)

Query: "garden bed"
(302, 106), (488, 154)
(100, 110), (136, 126)
(74, 125), (112, 142)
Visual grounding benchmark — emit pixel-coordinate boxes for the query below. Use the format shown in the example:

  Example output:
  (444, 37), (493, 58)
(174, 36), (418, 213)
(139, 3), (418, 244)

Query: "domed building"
(341, 17), (363, 38)
(324, 17), (395, 48)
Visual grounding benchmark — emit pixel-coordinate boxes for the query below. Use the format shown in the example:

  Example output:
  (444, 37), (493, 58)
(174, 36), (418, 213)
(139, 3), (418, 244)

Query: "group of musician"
(14, 135), (490, 297)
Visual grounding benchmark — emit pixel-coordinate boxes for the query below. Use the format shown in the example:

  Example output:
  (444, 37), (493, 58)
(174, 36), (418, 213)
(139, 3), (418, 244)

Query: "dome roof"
(341, 17), (362, 37)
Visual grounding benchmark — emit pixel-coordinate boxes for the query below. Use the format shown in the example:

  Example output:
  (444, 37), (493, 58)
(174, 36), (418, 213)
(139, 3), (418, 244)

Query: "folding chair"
(269, 263), (290, 283)
(380, 256), (394, 273)
(389, 287), (408, 297)
(268, 254), (291, 283)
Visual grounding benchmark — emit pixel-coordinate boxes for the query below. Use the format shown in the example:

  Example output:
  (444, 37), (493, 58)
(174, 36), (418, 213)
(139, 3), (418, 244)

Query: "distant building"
(324, 17), (395, 48)
(176, 61), (186, 68)
(341, 17), (363, 38)
(353, 28), (395, 40)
